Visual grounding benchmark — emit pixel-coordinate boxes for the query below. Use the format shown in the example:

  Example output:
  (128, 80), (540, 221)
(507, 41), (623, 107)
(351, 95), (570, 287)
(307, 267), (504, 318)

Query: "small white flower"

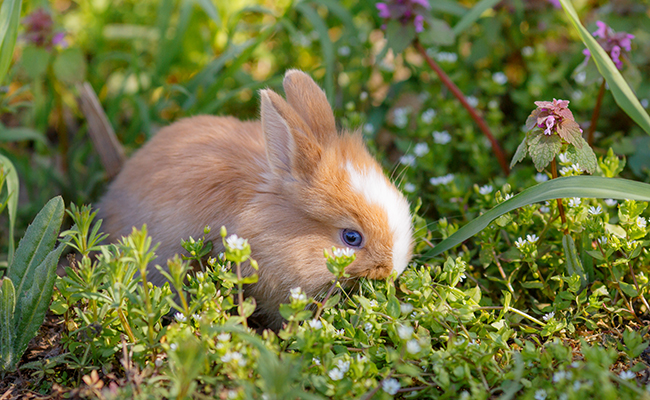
(568, 197), (581, 208)
(196, 271), (204, 280)
(522, 46), (534, 57)
(430, 173), (455, 186)
(504, 193), (513, 200)
(597, 236), (608, 245)
(155, 358), (163, 367)
(432, 130), (451, 144)
(573, 381), (582, 391)
(226, 234), (247, 250)
(553, 371), (566, 382)
(572, 90), (583, 101)
(382, 378), (401, 395)
(399, 154), (416, 166)
(333, 247), (355, 258)
(515, 237), (526, 249)
(400, 303), (414, 314)
(526, 234), (539, 243)
(328, 367), (344, 380)
(360, 91), (368, 101)
(227, 390), (238, 399)
(369, 300), (379, 308)
(435, 52), (458, 63)
(170, 343), (178, 351)
(479, 185), (493, 195)
(559, 166), (572, 176)
(488, 99), (499, 109)
(543, 312), (555, 321)
(636, 216), (647, 229)
(403, 182), (416, 193)
(413, 142), (430, 157)
(174, 313), (187, 323)
(406, 339), (421, 354)
(492, 72), (508, 85)
(393, 107), (410, 128)
(312, 357), (321, 365)
(338, 46), (350, 56)
(335, 329), (345, 337)
(308, 319), (323, 330)
(217, 333), (231, 342)
(535, 173), (549, 183)
(364, 322), (373, 332)
(459, 391), (471, 400)
(641, 98), (649, 108)
(421, 108), (437, 123)
(572, 163), (582, 173)
(192, 313), (200, 321)
(588, 205), (602, 215)
(466, 96), (479, 108)
(604, 198), (618, 207)
(337, 360), (350, 373)
(540, 206), (550, 213)
(397, 325), (414, 340)
(619, 370), (635, 380)
(357, 354), (367, 363)
(363, 123), (374, 134)
(575, 71), (587, 84)
(534, 389), (547, 400)
(558, 152), (570, 164)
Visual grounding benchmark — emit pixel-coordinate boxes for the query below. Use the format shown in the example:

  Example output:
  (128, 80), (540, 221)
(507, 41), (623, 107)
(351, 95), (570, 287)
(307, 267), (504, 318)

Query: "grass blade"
(558, 0), (650, 135)
(428, 176), (650, 257)
(296, 2), (334, 104)
(452, 0), (500, 36)
(0, 277), (16, 371)
(0, 155), (19, 265)
(0, 0), (22, 85)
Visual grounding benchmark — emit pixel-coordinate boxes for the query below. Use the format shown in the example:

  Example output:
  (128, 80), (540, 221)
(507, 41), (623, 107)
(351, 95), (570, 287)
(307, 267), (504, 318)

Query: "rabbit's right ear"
(260, 89), (321, 180)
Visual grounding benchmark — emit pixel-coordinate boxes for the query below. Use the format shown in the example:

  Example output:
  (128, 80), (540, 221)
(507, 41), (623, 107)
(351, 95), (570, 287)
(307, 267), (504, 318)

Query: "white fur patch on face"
(345, 162), (413, 275)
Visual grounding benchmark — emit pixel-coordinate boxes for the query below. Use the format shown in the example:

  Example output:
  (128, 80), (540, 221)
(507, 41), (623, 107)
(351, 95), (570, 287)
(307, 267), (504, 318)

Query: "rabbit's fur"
(98, 70), (414, 329)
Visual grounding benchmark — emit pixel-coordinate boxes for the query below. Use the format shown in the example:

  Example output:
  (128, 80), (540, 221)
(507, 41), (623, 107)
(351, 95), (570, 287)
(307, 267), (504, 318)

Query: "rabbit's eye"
(341, 229), (363, 247)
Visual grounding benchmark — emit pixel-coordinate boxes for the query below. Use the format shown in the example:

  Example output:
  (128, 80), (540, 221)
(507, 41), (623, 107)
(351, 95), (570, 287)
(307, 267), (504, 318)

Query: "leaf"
(427, 176), (650, 257)
(384, 20), (415, 55)
(0, 0), (22, 85)
(452, 0), (500, 36)
(418, 18), (454, 46)
(567, 138), (597, 174)
(386, 295), (400, 319)
(52, 48), (87, 85)
(619, 282), (638, 298)
(510, 137), (528, 168)
(556, 119), (583, 148)
(13, 245), (65, 361)
(0, 277), (16, 371)
(240, 298), (256, 318)
(19, 46), (51, 79)
(558, 0), (650, 136)
(0, 154), (19, 264)
(528, 132), (562, 171)
(192, 0), (220, 26)
(561, 235), (586, 287)
(323, 292), (340, 309)
(0, 125), (47, 144)
(296, 2), (334, 104)
(8, 196), (65, 298)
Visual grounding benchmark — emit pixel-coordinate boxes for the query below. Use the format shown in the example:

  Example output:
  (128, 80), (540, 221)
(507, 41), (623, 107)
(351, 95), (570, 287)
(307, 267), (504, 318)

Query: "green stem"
(551, 159), (568, 234)
(236, 261), (247, 328)
(314, 278), (339, 320)
(587, 80), (606, 146)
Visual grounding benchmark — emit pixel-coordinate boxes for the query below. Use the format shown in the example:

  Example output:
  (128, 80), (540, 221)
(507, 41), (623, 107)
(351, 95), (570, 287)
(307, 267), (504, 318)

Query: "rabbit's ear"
(260, 89), (321, 180)
(282, 70), (336, 145)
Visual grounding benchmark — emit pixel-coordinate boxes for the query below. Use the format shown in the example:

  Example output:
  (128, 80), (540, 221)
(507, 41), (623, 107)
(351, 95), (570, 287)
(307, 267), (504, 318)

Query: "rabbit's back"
(98, 115), (266, 283)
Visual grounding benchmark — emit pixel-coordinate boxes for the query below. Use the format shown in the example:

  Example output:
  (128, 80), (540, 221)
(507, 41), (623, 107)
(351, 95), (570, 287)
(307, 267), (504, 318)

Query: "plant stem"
(477, 306), (546, 327)
(587, 80), (606, 146)
(314, 278), (339, 320)
(414, 40), (510, 176)
(550, 159), (568, 234)
(628, 261), (650, 312)
(235, 261), (247, 328)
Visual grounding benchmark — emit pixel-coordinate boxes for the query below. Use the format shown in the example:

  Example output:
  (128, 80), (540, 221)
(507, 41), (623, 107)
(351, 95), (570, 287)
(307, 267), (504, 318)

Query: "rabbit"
(97, 70), (414, 330)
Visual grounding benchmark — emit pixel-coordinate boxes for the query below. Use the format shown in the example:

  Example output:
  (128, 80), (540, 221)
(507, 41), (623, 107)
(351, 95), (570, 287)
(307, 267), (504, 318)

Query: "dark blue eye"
(341, 229), (363, 247)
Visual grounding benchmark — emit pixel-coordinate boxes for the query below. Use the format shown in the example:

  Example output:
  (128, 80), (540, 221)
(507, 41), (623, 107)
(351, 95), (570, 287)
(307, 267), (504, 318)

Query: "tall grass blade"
(296, 2), (334, 104)
(0, 277), (16, 371)
(0, 0), (22, 85)
(452, 0), (500, 36)
(0, 155), (19, 265)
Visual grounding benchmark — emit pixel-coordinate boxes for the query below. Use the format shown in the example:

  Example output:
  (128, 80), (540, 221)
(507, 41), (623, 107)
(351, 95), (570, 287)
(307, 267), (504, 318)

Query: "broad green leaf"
(561, 235), (586, 286)
(0, 277), (16, 371)
(296, 2), (334, 104)
(13, 245), (65, 361)
(52, 48), (87, 84)
(558, 0), (650, 135)
(567, 138), (597, 174)
(428, 176), (650, 257)
(384, 20), (415, 55)
(386, 295), (400, 319)
(8, 196), (65, 297)
(20, 46), (51, 79)
(510, 137), (528, 168)
(419, 18), (454, 46)
(429, 1), (466, 16)
(193, 0), (220, 26)
(528, 132), (562, 171)
(0, 0), (22, 85)
(619, 282), (638, 298)
(452, 0), (500, 36)
(0, 154), (19, 264)
(0, 125), (47, 144)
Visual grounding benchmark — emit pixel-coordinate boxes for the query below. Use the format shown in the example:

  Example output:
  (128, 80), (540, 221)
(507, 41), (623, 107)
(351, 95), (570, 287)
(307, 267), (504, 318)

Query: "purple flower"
(52, 32), (68, 48)
(547, 0), (562, 9)
(526, 99), (583, 144)
(376, 0), (430, 32)
(22, 8), (67, 50)
(583, 21), (635, 69)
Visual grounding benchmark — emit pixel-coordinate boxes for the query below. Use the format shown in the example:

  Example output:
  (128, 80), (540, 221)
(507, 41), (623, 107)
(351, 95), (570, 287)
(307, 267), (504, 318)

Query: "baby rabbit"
(98, 70), (414, 330)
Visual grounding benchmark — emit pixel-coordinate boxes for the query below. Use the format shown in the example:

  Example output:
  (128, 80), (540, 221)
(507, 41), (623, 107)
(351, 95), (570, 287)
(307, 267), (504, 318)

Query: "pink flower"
(22, 8), (67, 49)
(583, 21), (634, 69)
(526, 99), (583, 146)
(376, 0), (430, 32)
(547, 0), (562, 9)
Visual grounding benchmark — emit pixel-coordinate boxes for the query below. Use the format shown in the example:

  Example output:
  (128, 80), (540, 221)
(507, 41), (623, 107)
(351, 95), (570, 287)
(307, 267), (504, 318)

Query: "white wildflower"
(397, 325), (414, 340)
(527, 234), (539, 243)
(559, 166), (573, 176)
(466, 96), (479, 108)
(357, 354), (367, 363)
(572, 90), (583, 101)
(479, 185), (493, 195)
(620, 371), (635, 380)
(568, 197), (581, 207)
(488, 99), (499, 109)
(369, 300), (379, 308)
(430, 173), (455, 186)
(413, 142), (430, 157)
(534, 389), (547, 400)
(406, 339), (422, 354)
(435, 52), (457, 63)
(312, 357), (321, 365)
(535, 173), (549, 183)
(573, 381), (582, 391)
(543, 312), (555, 321)
(335, 329), (345, 337)
(226, 234), (247, 250)
(393, 107), (409, 128)
(604, 199), (618, 207)
(540, 206), (550, 213)
(588, 205), (602, 215)
(155, 358), (163, 367)
(572, 163), (582, 173)
(400, 303), (414, 314)
(170, 343), (178, 351)
(575, 71), (587, 84)
(399, 154), (416, 166)
(360, 91), (368, 101)
(364, 322), (373, 332)
(597, 236), (608, 245)
(382, 378), (401, 395)
(363, 123), (374, 134)
(432, 130), (451, 144)
(504, 193), (514, 200)
(522, 46), (534, 57)
(174, 313), (186, 323)
(403, 182), (416, 193)
(217, 333), (231, 342)
(515, 237), (526, 249)
(558, 152), (569, 164)
(308, 319), (323, 330)
(338, 46), (350, 56)
(328, 367), (344, 380)
(637, 216), (647, 229)
(336, 360), (350, 373)
(290, 287), (307, 301)
(492, 72), (508, 85)
(333, 247), (355, 258)
(421, 108), (437, 123)
(641, 98), (649, 108)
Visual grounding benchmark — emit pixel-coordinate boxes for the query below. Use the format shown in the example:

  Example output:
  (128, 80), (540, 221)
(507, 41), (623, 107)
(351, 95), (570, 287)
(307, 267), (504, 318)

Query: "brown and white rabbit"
(98, 70), (414, 330)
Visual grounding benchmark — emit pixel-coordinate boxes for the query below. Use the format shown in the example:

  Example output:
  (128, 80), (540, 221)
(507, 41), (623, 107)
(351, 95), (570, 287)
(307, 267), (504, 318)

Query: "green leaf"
(52, 48), (87, 85)
(296, 2), (334, 104)
(452, 0), (500, 36)
(19, 46), (51, 79)
(558, 0), (650, 135)
(8, 196), (65, 298)
(0, 155), (19, 264)
(0, 0), (22, 85)
(619, 282), (638, 298)
(567, 139), (597, 174)
(0, 124), (47, 144)
(561, 235), (586, 286)
(386, 295), (400, 319)
(510, 137), (529, 168)
(323, 292), (340, 309)
(192, 0), (220, 26)
(428, 176), (650, 257)
(240, 298), (256, 318)
(418, 18), (454, 46)
(528, 132), (562, 171)
(0, 277), (16, 371)
(13, 245), (65, 361)
(384, 20), (415, 55)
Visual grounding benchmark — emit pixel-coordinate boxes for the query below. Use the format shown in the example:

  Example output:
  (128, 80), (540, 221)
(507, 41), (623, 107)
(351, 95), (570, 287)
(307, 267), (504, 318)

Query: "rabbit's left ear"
(282, 70), (336, 145)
